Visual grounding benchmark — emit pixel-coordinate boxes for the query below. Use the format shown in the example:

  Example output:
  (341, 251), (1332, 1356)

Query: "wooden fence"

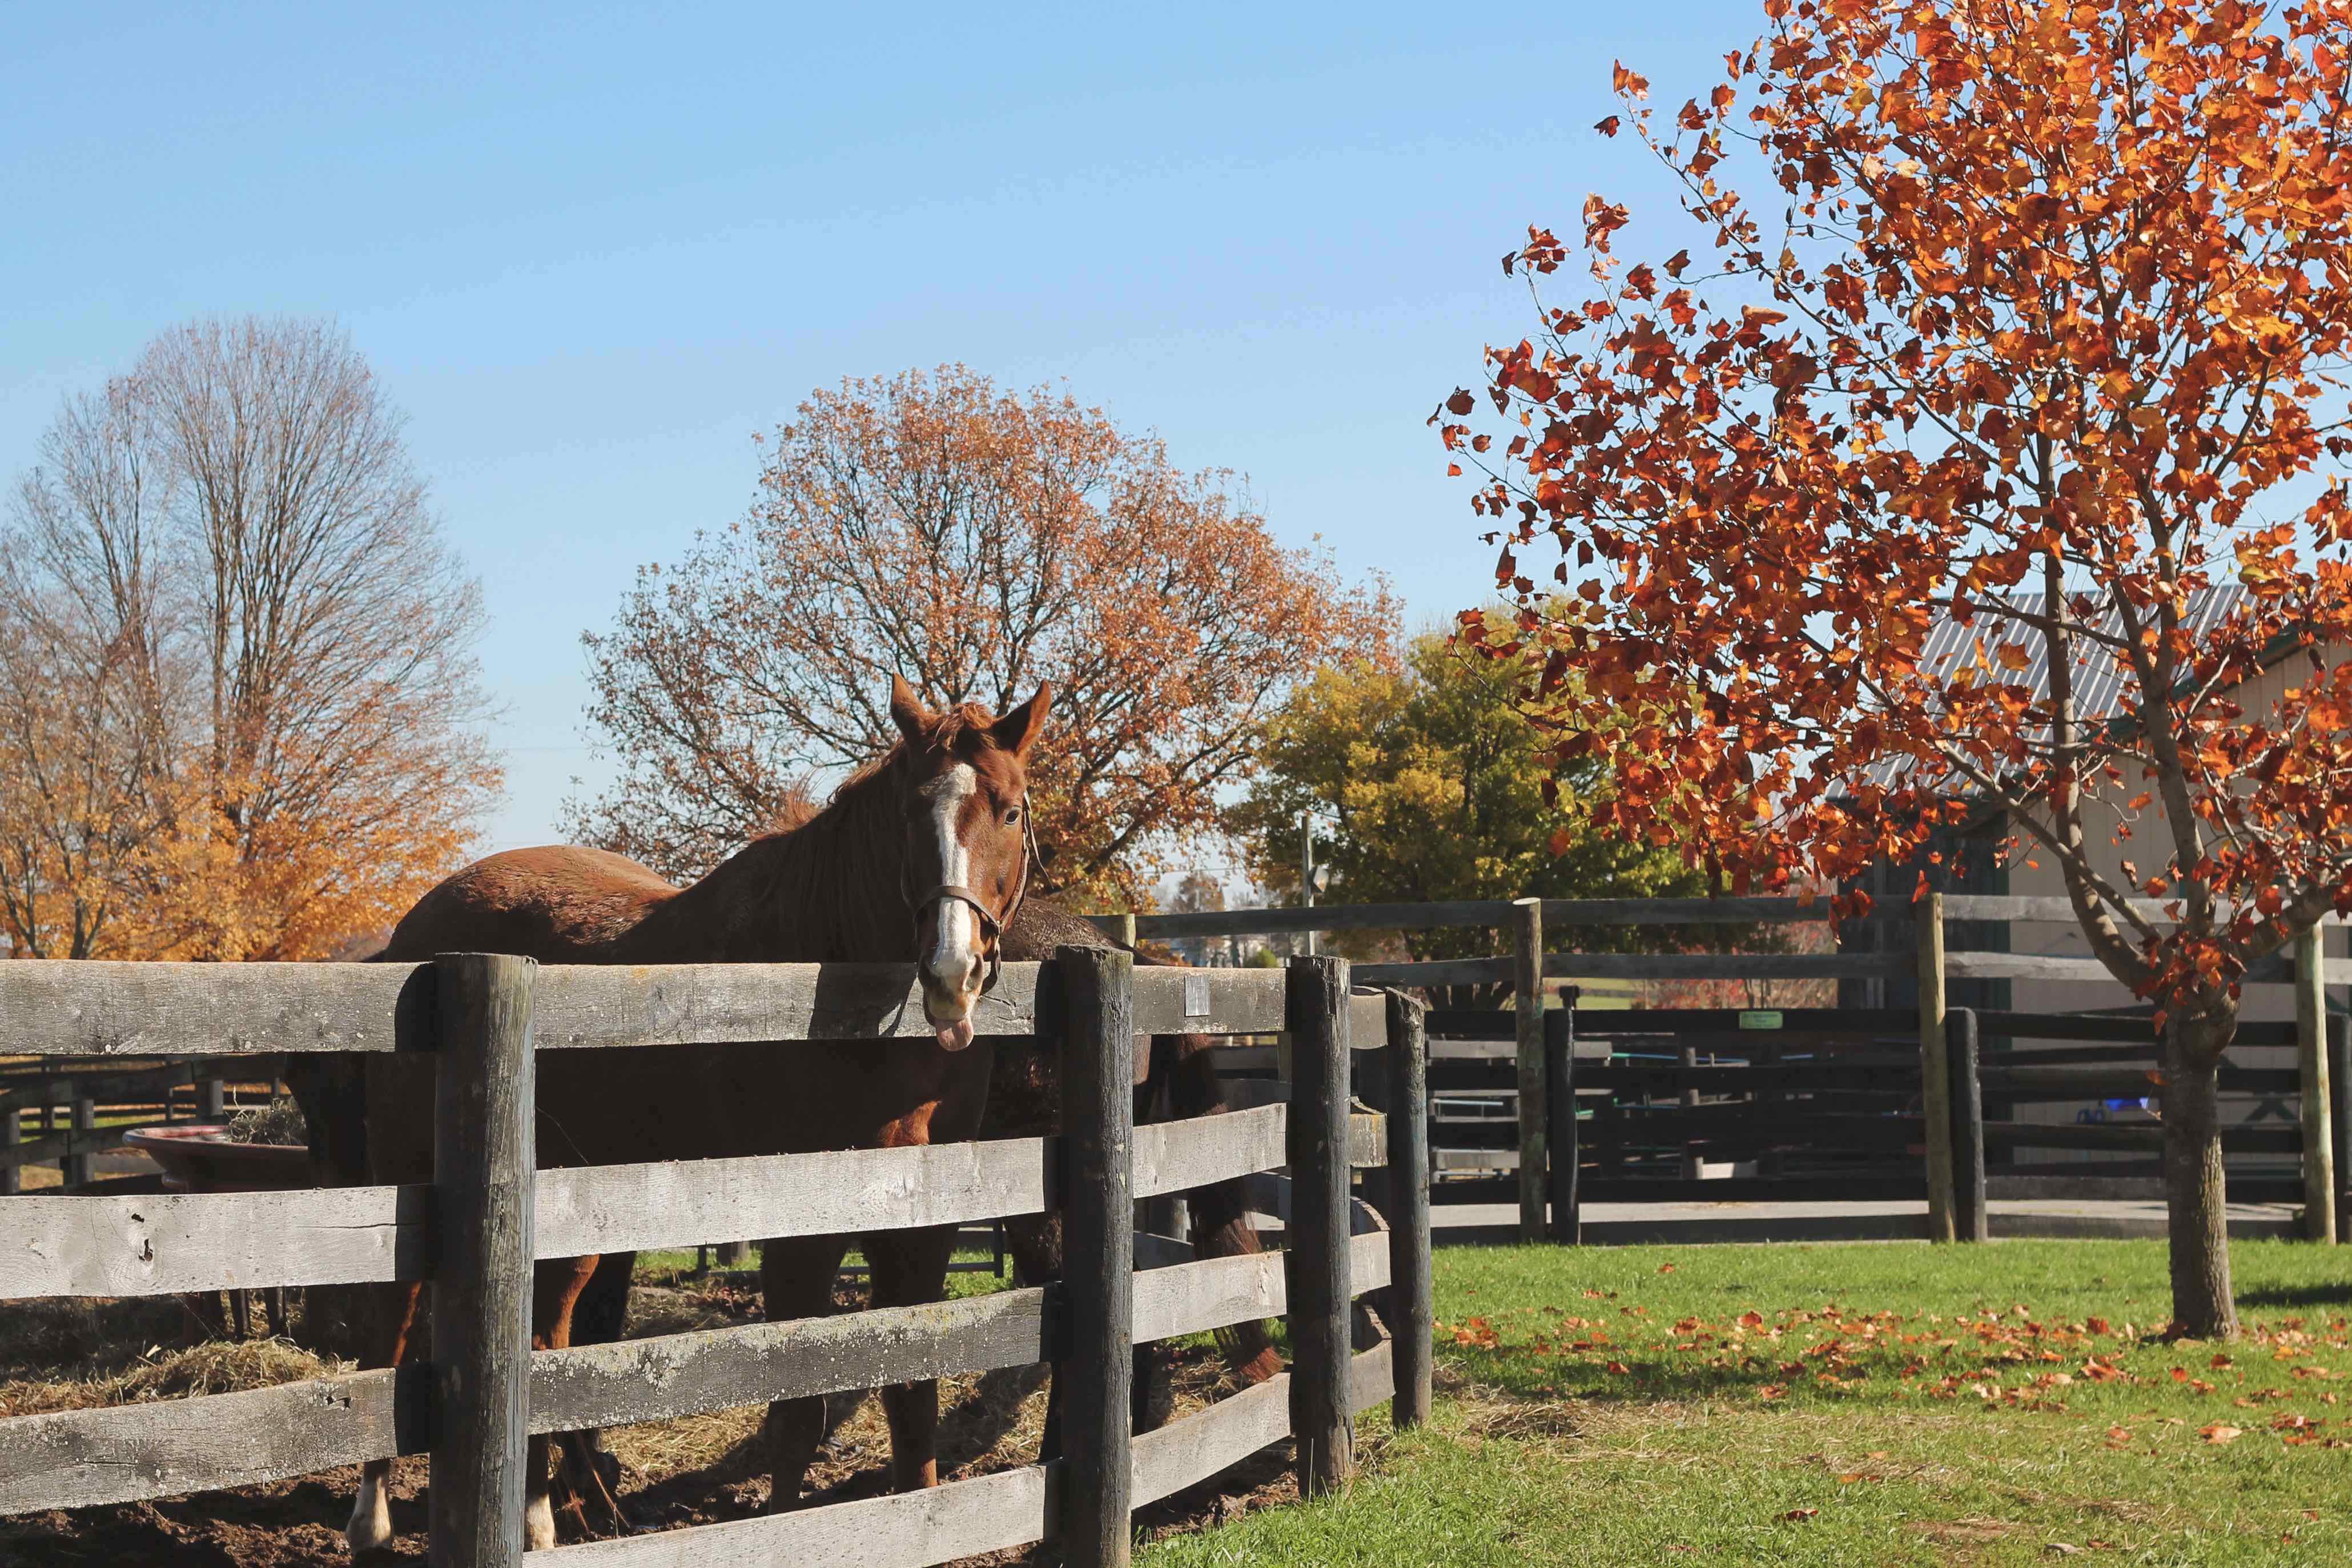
(0, 1058), (264, 1192)
(1945, 1007), (2352, 1242)
(1108, 893), (2347, 1245)
(0, 951), (1434, 1568)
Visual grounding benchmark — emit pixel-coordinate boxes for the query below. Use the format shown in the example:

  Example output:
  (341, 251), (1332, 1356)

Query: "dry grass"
(0, 1332), (347, 1421)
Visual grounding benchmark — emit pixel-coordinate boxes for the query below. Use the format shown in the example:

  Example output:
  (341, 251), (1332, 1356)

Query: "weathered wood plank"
(0, 1290), (1064, 1517)
(0, 1366), (412, 1513)
(1514, 901), (1545, 1241)
(1132, 1251), (1284, 1345)
(6, 1111), (1339, 1300)
(1918, 894), (1955, 1245)
(1133, 967), (1285, 1036)
(0, 958), (1310, 1059)
(536, 1136), (1054, 1256)
(1385, 991), (1433, 1429)
(1945, 952), (2122, 981)
(1128, 1233), (1384, 1348)
(531, 1288), (1052, 1434)
(1116, 896), (1828, 940)
(1059, 944), (1136, 1568)
(1126, 1341), (1398, 1510)
(0, 961), (427, 1057)
(430, 951), (537, 1568)
(1129, 1372), (1291, 1507)
(1358, 951), (1908, 986)
(1133, 1104), (1283, 1199)
(0, 1185), (430, 1299)
(1286, 955), (1353, 1497)
(522, 1462), (1051, 1566)
(531, 963), (1043, 1048)
(1350, 1340), (1394, 1414)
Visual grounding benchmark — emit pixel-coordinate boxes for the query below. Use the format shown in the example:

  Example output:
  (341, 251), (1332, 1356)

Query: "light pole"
(1301, 814), (1317, 958)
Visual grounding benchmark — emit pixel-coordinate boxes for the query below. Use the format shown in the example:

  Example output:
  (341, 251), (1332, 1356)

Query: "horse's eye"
(1003, 807), (1022, 827)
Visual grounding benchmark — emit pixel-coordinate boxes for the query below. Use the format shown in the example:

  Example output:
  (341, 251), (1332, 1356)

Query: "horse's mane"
(684, 705), (1008, 961)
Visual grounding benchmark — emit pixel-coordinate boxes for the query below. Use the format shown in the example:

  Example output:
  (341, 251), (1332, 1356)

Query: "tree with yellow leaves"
(1, 318), (500, 960)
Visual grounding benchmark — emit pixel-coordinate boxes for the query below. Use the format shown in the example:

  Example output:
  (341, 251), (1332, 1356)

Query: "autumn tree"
(1441, 0), (2352, 1334)
(569, 365), (1395, 904)
(1230, 627), (1710, 1006)
(0, 318), (501, 960)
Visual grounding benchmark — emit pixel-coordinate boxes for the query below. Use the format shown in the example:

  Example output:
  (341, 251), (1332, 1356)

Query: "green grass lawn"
(1139, 1240), (2352, 1566)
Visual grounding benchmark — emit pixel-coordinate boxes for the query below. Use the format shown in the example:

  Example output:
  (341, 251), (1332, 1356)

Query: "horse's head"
(889, 673), (1052, 1050)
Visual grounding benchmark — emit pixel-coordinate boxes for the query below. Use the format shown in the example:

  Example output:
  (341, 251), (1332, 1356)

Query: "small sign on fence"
(1738, 1010), (1784, 1031)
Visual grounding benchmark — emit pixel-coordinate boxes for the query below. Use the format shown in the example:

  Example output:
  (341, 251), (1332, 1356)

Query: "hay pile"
(0, 1333), (345, 1421)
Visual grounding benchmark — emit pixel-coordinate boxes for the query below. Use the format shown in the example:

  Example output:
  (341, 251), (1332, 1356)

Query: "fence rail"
(0, 953), (1436, 1568)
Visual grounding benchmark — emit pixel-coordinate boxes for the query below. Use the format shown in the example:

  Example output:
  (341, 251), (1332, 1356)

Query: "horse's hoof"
(343, 1477), (395, 1554)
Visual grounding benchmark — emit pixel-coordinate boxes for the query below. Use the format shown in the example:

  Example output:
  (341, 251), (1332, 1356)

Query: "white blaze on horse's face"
(918, 761), (984, 1042)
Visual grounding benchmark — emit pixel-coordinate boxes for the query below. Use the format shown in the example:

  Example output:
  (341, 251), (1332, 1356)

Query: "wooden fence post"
(2331, 1015), (2351, 1246)
(429, 952), (537, 1568)
(1947, 1007), (1988, 1243)
(1917, 891), (1955, 1242)
(1058, 944), (1135, 1568)
(1543, 999), (1578, 1244)
(1513, 898), (1545, 1243)
(201, 1076), (227, 1123)
(2295, 924), (2337, 1244)
(64, 1096), (95, 1188)
(1383, 989), (1432, 1430)
(2, 1105), (18, 1196)
(1287, 954), (1354, 1497)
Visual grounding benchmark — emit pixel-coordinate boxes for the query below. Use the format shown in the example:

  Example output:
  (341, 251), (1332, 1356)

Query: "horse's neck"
(630, 769), (910, 962)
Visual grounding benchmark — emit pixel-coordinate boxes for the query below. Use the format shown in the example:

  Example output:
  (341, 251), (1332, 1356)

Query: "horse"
(336, 675), (1047, 1554)
(544, 894), (1286, 1501)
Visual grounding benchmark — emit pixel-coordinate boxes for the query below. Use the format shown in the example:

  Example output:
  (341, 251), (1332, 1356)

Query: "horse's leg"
(550, 1251), (637, 1536)
(344, 1280), (423, 1555)
(1167, 1035), (1285, 1385)
(759, 1233), (851, 1513)
(865, 1223), (958, 1491)
(1002, 1211), (1066, 1461)
(526, 1255), (605, 1548)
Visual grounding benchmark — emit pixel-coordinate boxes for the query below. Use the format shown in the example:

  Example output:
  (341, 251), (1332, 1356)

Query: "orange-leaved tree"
(1, 318), (501, 960)
(1441, 0), (2352, 1336)
(569, 365), (1395, 906)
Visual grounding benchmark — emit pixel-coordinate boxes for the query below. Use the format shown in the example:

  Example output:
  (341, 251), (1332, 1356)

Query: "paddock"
(0, 951), (1434, 1568)
(1118, 893), (2352, 1247)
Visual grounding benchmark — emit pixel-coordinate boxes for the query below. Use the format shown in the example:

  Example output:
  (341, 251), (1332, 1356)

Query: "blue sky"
(2, 1), (1769, 854)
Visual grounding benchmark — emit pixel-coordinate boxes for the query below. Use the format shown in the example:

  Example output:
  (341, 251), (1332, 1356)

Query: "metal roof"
(1862, 586), (2247, 791)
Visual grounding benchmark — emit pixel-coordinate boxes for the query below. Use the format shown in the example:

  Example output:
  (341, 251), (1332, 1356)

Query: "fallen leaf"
(1759, 1384), (1787, 1400)
(1658, 1263), (1676, 1273)
(2200, 1424), (2245, 1445)
(1780, 1507), (1818, 1522)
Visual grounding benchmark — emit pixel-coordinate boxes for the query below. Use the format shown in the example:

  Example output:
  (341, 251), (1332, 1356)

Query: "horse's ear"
(889, 673), (931, 746)
(991, 681), (1052, 759)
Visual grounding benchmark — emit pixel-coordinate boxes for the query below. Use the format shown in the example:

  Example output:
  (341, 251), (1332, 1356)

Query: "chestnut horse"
(340, 676), (1047, 1554)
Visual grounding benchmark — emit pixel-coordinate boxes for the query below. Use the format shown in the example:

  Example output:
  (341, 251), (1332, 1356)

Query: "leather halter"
(906, 794), (1036, 996)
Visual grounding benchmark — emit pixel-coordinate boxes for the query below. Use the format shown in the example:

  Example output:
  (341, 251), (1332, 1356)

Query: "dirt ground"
(0, 1275), (1303, 1566)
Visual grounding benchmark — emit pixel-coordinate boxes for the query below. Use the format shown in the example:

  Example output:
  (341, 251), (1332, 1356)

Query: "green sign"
(1738, 1010), (1784, 1031)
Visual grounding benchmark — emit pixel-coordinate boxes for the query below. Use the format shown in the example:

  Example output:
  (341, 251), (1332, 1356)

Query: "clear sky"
(2, 1), (1769, 854)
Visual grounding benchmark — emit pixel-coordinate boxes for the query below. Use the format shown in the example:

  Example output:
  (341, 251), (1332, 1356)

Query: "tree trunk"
(2162, 1020), (2237, 1339)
